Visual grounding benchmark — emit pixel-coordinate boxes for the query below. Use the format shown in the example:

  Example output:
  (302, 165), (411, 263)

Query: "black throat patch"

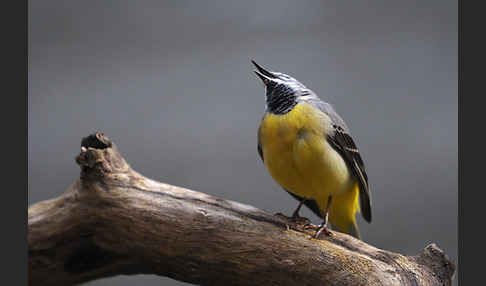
(266, 84), (298, 115)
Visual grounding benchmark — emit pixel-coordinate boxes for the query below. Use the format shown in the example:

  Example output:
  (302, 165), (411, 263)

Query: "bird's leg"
(287, 198), (312, 226)
(291, 199), (306, 219)
(275, 197), (311, 227)
(313, 196), (333, 238)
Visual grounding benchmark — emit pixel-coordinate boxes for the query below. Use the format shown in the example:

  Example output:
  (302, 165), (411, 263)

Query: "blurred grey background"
(29, 1), (457, 285)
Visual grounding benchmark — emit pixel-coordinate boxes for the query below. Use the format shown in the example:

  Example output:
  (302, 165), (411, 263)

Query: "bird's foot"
(314, 226), (332, 238)
(304, 224), (333, 238)
(274, 212), (312, 228)
(290, 214), (312, 226)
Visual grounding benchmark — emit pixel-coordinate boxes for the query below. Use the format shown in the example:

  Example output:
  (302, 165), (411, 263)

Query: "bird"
(252, 60), (371, 240)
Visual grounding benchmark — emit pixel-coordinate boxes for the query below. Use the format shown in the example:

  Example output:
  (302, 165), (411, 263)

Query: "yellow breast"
(258, 102), (353, 210)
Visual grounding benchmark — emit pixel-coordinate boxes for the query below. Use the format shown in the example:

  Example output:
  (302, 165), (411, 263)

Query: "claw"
(313, 226), (333, 238)
(303, 223), (320, 230)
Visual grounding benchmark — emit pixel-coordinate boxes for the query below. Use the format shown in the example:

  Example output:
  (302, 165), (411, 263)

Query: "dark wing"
(327, 128), (372, 222)
(257, 125), (264, 162)
(257, 124), (323, 218)
(309, 99), (372, 222)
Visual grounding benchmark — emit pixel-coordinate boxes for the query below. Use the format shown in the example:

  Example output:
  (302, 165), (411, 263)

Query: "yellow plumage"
(251, 60), (370, 239)
(259, 102), (361, 237)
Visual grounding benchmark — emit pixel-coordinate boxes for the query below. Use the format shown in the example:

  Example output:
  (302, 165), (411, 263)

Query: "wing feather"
(309, 99), (372, 222)
(327, 130), (372, 222)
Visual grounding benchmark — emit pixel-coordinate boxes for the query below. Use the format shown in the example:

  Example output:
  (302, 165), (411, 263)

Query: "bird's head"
(251, 60), (314, 114)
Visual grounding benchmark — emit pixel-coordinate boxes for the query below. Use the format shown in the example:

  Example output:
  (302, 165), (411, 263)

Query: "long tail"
(329, 183), (362, 240)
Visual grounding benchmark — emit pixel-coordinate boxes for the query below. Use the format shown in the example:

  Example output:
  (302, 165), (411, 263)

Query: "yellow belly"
(259, 102), (354, 215)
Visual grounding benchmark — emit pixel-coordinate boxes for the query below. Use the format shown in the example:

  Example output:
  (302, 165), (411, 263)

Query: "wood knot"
(414, 243), (456, 284)
(76, 147), (105, 169)
(75, 132), (129, 181)
(81, 132), (112, 150)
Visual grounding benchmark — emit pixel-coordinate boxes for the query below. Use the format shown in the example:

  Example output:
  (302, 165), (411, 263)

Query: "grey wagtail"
(252, 60), (371, 240)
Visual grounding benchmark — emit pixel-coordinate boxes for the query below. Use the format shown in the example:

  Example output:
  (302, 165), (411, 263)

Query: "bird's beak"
(251, 60), (277, 85)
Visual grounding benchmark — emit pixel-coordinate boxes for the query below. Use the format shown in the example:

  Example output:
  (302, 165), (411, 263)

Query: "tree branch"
(28, 132), (456, 286)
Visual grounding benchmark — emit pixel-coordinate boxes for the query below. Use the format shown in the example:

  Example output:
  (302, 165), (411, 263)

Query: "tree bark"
(28, 132), (456, 286)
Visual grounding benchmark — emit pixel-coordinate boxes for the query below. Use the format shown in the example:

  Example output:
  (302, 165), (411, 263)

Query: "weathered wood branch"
(28, 132), (456, 286)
